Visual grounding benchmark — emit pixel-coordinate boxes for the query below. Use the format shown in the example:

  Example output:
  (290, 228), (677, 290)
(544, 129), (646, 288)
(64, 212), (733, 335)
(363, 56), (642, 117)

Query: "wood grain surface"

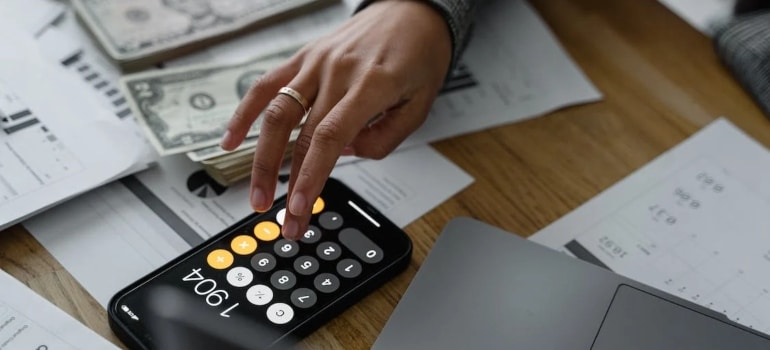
(2, 0), (770, 348)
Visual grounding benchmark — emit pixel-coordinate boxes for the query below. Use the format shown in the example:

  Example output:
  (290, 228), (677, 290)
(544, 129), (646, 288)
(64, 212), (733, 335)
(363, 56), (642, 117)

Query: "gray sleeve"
(715, 11), (770, 117)
(355, 0), (478, 70)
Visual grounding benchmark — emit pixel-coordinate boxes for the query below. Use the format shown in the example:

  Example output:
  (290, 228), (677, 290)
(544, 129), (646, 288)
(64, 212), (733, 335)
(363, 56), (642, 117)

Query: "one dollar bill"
(72, 0), (336, 70)
(120, 51), (295, 156)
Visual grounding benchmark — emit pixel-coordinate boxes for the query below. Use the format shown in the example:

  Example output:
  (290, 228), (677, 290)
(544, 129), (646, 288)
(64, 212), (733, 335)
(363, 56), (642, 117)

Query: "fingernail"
(288, 192), (307, 216)
(220, 130), (233, 149)
(251, 188), (267, 212)
(283, 220), (299, 240)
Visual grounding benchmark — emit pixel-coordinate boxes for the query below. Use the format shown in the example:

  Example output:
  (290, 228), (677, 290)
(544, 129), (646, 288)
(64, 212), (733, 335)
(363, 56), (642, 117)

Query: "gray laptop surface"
(373, 217), (770, 350)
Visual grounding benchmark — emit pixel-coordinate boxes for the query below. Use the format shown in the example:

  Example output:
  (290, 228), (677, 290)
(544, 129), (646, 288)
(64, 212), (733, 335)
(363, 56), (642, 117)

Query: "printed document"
(0, 269), (118, 349)
(531, 118), (770, 335)
(26, 146), (473, 306)
(658, 0), (736, 36)
(0, 22), (144, 230)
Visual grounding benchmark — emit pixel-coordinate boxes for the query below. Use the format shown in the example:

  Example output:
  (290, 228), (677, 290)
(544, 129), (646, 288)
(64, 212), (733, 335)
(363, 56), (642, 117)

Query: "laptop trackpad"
(592, 285), (769, 349)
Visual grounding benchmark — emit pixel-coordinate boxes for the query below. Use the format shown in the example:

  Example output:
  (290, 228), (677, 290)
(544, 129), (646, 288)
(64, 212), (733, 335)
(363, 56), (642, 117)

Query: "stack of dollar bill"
(71, 0), (336, 70)
(121, 51), (302, 186)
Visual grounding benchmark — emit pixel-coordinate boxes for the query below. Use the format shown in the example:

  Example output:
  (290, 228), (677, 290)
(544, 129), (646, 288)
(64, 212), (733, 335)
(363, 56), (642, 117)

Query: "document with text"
(0, 269), (118, 349)
(531, 118), (770, 335)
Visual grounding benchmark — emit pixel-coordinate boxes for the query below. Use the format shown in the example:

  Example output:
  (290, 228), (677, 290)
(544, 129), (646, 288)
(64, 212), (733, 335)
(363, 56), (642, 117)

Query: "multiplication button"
(266, 303), (294, 325)
(246, 284), (273, 306)
(336, 259), (362, 278)
(314, 273), (340, 293)
(206, 249), (234, 270)
(290, 288), (317, 309)
(226, 267), (253, 287)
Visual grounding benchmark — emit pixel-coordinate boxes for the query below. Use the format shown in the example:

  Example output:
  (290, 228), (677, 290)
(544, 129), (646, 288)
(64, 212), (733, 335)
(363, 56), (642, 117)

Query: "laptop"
(373, 217), (770, 349)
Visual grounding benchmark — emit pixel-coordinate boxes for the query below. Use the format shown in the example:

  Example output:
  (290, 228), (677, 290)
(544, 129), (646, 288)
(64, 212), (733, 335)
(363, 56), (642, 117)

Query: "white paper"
(531, 118), (770, 334)
(2, 0), (65, 36)
(169, 0), (601, 150)
(658, 0), (736, 36)
(26, 145), (473, 306)
(0, 21), (144, 230)
(0, 269), (119, 349)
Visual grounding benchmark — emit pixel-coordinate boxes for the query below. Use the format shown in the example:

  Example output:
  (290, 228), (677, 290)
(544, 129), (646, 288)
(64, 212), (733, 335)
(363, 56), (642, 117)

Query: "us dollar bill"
(120, 51), (294, 156)
(72, 0), (336, 69)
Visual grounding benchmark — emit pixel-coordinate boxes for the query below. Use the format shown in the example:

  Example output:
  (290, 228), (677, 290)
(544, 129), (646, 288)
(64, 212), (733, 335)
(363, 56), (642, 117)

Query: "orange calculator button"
(231, 235), (258, 255)
(207, 249), (234, 270)
(254, 221), (280, 241)
(312, 197), (325, 214)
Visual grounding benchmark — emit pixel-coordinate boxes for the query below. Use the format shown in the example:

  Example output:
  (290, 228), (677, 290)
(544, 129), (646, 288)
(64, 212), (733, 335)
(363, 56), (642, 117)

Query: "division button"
(266, 303), (294, 325)
(246, 284), (273, 306)
(314, 273), (340, 294)
(300, 225), (322, 244)
(250, 252), (277, 273)
(206, 249), (234, 270)
(226, 266), (253, 287)
(336, 259), (362, 278)
(290, 288), (317, 309)
(274, 239), (299, 258)
(316, 242), (342, 261)
(270, 270), (297, 290)
(231, 235), (257, 255)
(293, 256), (320, 276)
(318, 212), (343, 230)
(338, 228), (384, 264)
(254, 221), (280, 241)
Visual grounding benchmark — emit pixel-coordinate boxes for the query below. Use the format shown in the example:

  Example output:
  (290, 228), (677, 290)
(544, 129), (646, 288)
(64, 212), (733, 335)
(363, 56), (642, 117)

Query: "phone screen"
(109, 179), (411, 350)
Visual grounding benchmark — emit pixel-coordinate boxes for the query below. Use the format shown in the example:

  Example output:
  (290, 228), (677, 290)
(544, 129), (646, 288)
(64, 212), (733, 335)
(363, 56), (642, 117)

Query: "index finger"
(285, 83), (397, 218)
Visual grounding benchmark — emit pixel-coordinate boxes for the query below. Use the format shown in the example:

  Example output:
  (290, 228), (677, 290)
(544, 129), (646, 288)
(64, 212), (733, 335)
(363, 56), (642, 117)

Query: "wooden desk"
(2, 0), (769, 348)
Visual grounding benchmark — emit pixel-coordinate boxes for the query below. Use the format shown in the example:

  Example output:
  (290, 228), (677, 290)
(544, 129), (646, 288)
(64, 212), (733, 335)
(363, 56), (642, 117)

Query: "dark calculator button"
(293, 256), (320, 276)
(316, 242), (342, 261)
(314, 273), (340, 294)
(290, 288), (318, 309)
(270, 270), (297, 290)
(274, 239), (299, 258)
(301, 225), (322, 244)
(251, 252), (277, 272)
(318, 212), (343, 230)
(339, 228), (383, 264)
(336, 259), (362, 278)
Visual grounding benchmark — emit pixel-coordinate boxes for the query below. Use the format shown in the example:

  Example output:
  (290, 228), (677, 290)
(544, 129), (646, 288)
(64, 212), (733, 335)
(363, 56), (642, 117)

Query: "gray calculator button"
(339, 228), (383, 264)
(318, 212), (343, 230)
(290, 288), (318, 309)
(251, 252), (277, 272)
(270, 270), (297, 290)
(336, 259), (362, 278)
(316, 242), (342, 261)
(274, 239), (299, 258)
(314, 273), (340, 294)
(294, 256), (319, 275)
(300, 225), (322, 244)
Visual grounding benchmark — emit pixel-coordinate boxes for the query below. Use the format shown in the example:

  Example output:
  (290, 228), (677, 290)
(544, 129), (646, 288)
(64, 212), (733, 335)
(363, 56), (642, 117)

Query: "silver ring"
(278, 86), (309, 115)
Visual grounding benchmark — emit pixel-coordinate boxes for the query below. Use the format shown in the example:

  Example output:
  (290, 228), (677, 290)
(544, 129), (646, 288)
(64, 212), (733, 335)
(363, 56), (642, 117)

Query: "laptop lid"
(372, 217), (770, 349)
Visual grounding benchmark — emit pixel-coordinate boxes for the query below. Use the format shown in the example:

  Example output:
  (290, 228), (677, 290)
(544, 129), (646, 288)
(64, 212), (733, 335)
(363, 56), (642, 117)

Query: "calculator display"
(108, 179), (412, 350)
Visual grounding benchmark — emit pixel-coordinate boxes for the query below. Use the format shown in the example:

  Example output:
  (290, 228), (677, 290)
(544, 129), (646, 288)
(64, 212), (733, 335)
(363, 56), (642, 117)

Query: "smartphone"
(108, 178), (412, 350)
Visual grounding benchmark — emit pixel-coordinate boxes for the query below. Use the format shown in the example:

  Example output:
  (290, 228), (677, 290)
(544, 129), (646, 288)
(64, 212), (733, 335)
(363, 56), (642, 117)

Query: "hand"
(220, 0), (452, 239)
